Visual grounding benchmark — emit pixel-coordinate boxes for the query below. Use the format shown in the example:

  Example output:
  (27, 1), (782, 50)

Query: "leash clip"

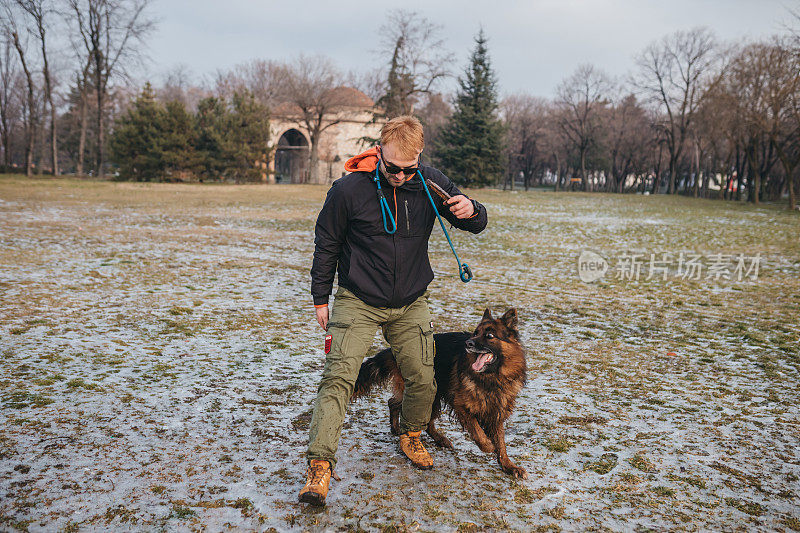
(459, 263), (473, 282)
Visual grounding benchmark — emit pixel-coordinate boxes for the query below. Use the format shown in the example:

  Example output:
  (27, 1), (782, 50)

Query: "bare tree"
(635, 27), (717, 194)
(544, 110), (570, 192)
(717, 42), (786, 204)
(1, 2), (37, 176)
(73, 57), (91, 175)
(415, 91), (451, 167)
(214, 59), (286, 109)
(603, 93), (653, 193)
(0, 35), (19, 167)
(765, 37), (800, 210)
(729, 38), (800, 207)
(556, 63), (611, 191)
(12, 0), (58, 174)
(345, 68), (385, 105)
(278, 54), (350, 184)
(374, 9), (454, 118)
(502, 93), (550, 190)
(66, 0), (154, 178)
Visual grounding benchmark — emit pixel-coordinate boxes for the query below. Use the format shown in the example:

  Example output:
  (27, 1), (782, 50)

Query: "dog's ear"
(500, 308), (518, 330)
(481, 308), (493, 322)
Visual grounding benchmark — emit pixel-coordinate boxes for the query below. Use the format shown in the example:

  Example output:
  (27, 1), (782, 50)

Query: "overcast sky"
(146, 0), (797, 98)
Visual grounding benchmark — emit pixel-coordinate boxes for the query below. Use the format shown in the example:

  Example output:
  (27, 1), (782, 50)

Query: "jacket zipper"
(390, 187), (399, 306)
(404, 199), (410, 234)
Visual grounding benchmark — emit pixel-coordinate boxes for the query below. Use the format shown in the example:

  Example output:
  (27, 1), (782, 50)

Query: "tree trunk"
(773, 141), (799, 210)
(96, 81), (104, 178)
(1, 114), (9, 167)
(692, 141), (700, 198)
(10, 31), (36, 177)
(668, 156), (677, 194)
(746, 146), (759, 205)
(308, 134), (319, 184)
(36, 123), (46, 175)
(580, 150), (588, 192)
(77, 87), (88, 176)
(553, 153), (560, 192)
(38, 22), (58, 176)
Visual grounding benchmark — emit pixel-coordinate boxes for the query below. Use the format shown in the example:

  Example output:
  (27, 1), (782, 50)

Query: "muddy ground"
(1, 176), (798, 532)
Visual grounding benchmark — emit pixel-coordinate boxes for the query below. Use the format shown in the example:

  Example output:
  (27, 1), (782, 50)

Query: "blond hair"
(380, 115), (424, 158)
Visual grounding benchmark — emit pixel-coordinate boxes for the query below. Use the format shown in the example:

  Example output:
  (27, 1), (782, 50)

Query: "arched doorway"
(275, 129), (309, 183)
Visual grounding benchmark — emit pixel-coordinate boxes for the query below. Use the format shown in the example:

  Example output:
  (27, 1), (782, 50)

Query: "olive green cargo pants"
(306, 286), (437, 470)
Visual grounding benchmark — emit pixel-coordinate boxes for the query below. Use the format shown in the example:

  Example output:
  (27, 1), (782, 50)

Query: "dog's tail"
(351, 348), (399, 401)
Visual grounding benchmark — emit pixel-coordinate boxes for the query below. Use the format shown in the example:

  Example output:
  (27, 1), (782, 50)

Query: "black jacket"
(311, 163), (488, 308)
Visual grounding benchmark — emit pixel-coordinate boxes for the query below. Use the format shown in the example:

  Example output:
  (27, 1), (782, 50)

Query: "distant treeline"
(1, 3), (798, 207)
(497, 28), (800, 209)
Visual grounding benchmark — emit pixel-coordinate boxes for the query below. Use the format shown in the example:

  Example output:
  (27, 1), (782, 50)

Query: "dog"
(351, 307), (528, 479)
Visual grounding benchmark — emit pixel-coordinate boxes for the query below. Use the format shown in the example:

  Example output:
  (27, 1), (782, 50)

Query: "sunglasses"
(379, 148), (420, 177)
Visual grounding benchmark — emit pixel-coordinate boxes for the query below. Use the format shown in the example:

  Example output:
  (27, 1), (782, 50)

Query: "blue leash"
(372, 167), (397, 234)
(418, 170), (473, 283)
(373, 167), (473, 283)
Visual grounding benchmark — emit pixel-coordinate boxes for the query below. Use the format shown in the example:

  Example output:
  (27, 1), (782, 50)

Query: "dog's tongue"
(472, 352), (491, 372)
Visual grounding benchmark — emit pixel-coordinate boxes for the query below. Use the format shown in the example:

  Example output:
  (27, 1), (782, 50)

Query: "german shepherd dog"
(351, 308), (528, 479)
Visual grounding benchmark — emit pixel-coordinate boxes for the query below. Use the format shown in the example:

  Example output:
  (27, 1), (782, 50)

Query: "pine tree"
(195, 96), (230, 180)
(436, 29), (506, 187)
(160, 100), (202, 179)
(111, 82), (206, 181)
(227, 91), (271, 182)
(195, 90), (270, 182)
(109, 82), (165, 181)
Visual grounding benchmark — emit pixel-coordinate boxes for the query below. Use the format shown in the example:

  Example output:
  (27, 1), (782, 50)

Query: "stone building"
(266, 87), (383, 184)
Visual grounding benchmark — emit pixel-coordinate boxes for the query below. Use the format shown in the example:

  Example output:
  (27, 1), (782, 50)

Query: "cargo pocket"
(418, 321), (435, 366)
(325, 317), (355, 359)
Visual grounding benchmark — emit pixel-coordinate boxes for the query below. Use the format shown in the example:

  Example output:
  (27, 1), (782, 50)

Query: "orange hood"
(344, 147), (379, 173)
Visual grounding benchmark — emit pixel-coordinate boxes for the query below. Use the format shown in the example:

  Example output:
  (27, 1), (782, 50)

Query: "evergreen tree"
(195, 96), (230, 179)
(436, 29), (506, 187)
(195, 90), (270, 182)
(227, 91), (271, 182)
(109, 82), (165, 181)
(110, 83), (204, 181)
(161, 100), (202, 179)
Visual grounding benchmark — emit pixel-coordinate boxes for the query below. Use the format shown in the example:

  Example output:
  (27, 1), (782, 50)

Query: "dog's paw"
(506, 466), (528, 479)
(434, 436), (454, 449)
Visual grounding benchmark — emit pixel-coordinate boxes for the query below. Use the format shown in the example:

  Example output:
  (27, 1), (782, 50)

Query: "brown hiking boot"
(398, 430), (433, 469)
(298, 459), (336, 506)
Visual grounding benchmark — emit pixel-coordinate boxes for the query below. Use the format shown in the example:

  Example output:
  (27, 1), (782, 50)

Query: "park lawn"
(1, 174), (798, 531)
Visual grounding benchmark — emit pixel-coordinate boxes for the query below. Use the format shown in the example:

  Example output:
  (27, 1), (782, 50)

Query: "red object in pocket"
(324, 334), (332, 354)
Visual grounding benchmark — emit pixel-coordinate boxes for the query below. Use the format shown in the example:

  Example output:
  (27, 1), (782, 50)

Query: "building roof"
(325, 86), (375, 107)
(272, 86), (374, 117)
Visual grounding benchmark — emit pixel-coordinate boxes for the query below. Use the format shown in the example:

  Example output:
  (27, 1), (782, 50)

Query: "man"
(299, 115), (488, 506)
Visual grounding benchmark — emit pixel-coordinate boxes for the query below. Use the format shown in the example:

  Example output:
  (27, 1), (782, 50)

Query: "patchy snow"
(1, 178), (798, 532)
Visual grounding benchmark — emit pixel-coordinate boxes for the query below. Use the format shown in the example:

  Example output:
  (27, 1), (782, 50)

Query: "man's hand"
(315, 305), (329, 330)
(445, 195), (475, 218)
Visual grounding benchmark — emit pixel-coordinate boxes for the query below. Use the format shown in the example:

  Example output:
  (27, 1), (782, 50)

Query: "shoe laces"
(408, 434), (426, 454)
(307, 462), (330, 484)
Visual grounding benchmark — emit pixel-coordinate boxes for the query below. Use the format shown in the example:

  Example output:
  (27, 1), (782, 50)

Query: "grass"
(628, 453), (657, 473)
(543, 435), (571, 453)
(725, 497), (765, 517)
(514, 486), (558, 503)
(585, 453), (618, 474)
(1, 175), (798, 531)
